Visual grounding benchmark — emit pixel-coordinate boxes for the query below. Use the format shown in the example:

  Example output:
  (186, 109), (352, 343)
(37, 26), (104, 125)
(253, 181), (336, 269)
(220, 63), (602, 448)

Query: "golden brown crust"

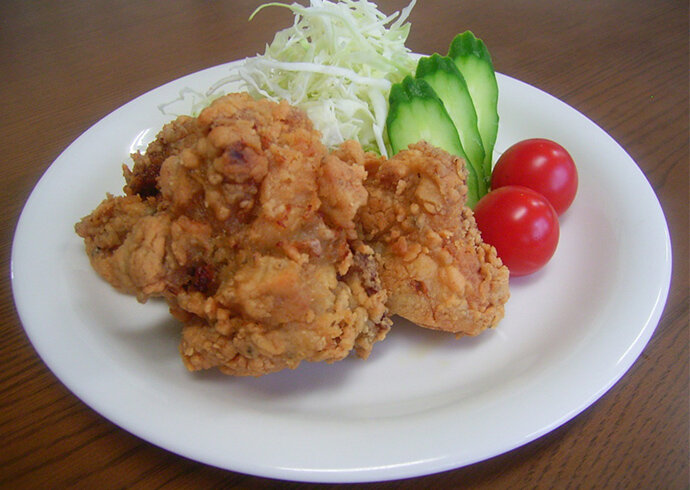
(356, 141), (510, 336)
(76, 93), (391, 376)
(75, 94), (510, 377)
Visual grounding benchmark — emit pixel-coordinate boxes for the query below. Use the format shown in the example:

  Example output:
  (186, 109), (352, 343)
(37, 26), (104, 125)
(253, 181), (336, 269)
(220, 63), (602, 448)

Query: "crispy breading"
(351, 141), (510, 336)
(76, 93), (391, 376)
(76, 93), (510, 377)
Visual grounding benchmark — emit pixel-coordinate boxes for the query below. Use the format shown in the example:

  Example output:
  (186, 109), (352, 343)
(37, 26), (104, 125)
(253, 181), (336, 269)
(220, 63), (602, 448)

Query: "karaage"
(346, 140), (510, 336)
(76, 93), (391, 376)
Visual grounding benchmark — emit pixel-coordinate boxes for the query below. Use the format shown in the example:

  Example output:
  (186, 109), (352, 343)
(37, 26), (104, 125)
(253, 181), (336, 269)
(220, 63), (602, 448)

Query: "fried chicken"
(343, 140), (510, 336)
(76, 91), (511, 376)
(76, 93), (390, 376)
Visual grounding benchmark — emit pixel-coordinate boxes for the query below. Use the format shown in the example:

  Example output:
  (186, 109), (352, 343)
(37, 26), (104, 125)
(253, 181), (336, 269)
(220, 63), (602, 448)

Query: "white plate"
(11, 60), (671, 483)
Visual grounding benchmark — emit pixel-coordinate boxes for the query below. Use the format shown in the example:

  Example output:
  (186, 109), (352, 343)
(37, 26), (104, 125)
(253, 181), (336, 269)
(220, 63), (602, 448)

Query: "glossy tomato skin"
(491, 138), (578, 215)
(474, 186), (560, 276)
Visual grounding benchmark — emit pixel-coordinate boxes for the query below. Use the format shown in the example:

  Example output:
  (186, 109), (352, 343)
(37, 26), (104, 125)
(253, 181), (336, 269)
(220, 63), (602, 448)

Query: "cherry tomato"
(491, 138), (578, 215)
(474, 186), (560, 276)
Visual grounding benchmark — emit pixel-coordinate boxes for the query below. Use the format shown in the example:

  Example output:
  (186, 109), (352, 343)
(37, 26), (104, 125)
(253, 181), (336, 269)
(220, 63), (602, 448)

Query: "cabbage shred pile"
(223, 0), (418, 156)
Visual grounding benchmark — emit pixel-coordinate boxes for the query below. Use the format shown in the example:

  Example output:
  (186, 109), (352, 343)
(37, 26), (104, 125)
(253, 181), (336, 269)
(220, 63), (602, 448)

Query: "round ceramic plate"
(11, 60), (671, 483)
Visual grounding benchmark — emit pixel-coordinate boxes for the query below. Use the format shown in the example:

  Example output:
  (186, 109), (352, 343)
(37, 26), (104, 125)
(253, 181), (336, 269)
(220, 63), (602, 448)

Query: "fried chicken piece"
(74, 194), (170, 299)
(347, 140), (510, 336)
(76, 93), (390, 376)
(123, 115), (204, 198)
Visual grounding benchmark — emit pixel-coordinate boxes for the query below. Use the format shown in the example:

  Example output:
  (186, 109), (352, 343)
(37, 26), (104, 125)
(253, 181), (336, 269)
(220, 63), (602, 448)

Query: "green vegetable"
(448, 31), (499, 185)
(415, 53), (487, 196)
(387, 76), (480, 207)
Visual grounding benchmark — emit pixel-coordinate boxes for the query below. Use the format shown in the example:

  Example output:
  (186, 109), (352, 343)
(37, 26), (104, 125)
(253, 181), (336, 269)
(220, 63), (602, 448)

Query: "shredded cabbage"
(210, 0), (417, 156)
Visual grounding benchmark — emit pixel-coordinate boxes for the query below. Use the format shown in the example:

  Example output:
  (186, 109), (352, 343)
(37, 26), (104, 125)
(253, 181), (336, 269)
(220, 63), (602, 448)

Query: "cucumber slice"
(415, 54), (487, 196)
(386, 76), (480, 207)
(448, 31), (499, 184)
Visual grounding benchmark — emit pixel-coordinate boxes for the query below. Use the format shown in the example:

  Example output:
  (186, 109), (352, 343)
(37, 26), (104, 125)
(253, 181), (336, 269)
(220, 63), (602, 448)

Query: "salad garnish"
(211, 0), (418, 156)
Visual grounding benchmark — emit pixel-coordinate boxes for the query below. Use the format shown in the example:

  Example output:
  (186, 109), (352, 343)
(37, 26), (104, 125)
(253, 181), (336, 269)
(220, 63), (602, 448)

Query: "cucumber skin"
(386, 76), (480, 207)
(448, 31), (499, 184)
(415, 54), (487, 196)
(448, 31), (495, 66)
(386, 76), (464, 156)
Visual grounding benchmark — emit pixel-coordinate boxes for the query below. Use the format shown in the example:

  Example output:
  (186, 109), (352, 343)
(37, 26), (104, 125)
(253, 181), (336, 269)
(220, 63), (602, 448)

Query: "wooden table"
(1, 1), (687, 487)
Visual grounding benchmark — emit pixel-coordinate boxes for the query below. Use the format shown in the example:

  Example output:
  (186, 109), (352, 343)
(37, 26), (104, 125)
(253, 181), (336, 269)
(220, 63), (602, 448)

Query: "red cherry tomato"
(474, 186), (560, 276)
(491, 138), (578, 215)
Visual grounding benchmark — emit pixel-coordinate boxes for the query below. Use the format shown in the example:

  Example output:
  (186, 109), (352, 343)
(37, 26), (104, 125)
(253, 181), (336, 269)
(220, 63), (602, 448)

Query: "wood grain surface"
(1, 1), (687, 488)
